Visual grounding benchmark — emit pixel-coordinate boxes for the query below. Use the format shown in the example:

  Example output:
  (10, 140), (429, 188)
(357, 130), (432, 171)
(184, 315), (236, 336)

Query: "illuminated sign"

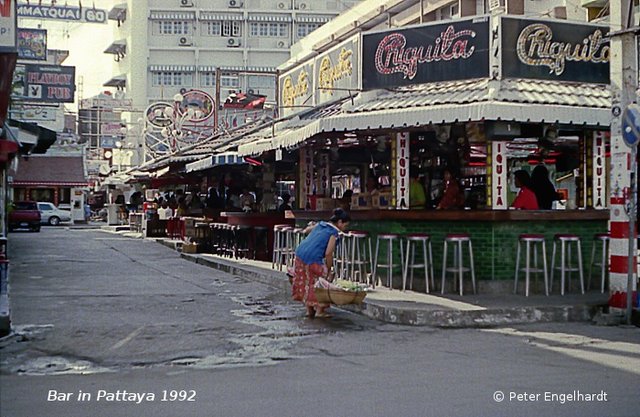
(502, 17), (609, 83)
(24, 64), (76, 103)
(395, 132), (409, 210)
(491, 141), (507, 209)
(17, 3), (107, 24)
(592, 131), (607, 209)
(17, 28), (46, 60)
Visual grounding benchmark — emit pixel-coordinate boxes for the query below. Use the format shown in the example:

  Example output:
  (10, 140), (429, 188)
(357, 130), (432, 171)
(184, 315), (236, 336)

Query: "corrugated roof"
(12, 156), (87, 186)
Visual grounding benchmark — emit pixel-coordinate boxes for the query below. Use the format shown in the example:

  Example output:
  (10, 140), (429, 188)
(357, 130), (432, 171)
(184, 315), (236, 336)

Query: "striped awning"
(219, 65), (276, 73)
(296, 16), (332, 23)
(248, 14), (292, 22)
(148, 65), (196, 72)
(199, 12), (243, 21)
(149, 11), (196, 20)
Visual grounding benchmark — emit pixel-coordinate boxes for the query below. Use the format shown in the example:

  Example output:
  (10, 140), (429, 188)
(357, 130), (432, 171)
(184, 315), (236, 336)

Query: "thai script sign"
(17, 3), (107, 24)
(279, 62), (313, 118)
(491, 141), (508, 209)
(18, 28), (46, 60)
(362, 18), (489, 89)
(0, 0), (16, 51)
(395, 133), (409, 210)
(501, 17), (609, 84)
(24, 64), (75, 103)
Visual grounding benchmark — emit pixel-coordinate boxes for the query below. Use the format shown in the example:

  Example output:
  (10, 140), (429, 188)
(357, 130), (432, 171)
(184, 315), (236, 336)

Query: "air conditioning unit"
(179, 88), (188, 94)
(247, 89), (255, 94)
(178, 37), (193, 46)
(180, 0), (194, 7)
(297, 2), (307, 9)
(227, 37), (241, 47)
(278, 2), (286, 9)
(228, 0), (242, 8)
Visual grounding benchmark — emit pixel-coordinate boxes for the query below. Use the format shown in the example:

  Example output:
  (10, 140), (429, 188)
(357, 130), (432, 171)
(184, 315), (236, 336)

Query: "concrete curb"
(177, 251), (607, 328)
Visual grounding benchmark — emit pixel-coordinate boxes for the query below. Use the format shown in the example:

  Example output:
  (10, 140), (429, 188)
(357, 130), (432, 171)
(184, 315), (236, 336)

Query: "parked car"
(8, 201), (41, 232)
(37, 202), (72, 226)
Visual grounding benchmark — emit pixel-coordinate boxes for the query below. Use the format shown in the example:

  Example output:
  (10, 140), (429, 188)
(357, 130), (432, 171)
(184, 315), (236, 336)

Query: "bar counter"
(220, 211), (294, 261)
(291, 209), (608, 287)
(291, 209), (609, 222)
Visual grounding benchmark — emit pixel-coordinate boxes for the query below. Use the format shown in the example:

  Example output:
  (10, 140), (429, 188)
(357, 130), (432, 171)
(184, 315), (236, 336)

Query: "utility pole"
(608, 0), (638, 322)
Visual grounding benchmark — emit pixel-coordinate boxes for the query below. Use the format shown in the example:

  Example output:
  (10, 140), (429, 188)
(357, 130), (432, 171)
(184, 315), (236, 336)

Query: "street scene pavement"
(0, 227), (638, 417)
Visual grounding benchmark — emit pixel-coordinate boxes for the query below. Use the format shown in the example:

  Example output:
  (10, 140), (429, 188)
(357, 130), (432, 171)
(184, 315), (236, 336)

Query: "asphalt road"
(1, 227), (638, 417)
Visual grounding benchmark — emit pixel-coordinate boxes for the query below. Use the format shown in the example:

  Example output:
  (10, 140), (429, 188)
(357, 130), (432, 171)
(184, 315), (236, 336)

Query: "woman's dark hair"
(330, 208), (351, 223)
(514, 170), (532, 188)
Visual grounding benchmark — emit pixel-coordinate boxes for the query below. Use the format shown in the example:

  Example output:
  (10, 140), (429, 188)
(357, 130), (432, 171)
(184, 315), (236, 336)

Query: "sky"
(18, 0), (116, 112)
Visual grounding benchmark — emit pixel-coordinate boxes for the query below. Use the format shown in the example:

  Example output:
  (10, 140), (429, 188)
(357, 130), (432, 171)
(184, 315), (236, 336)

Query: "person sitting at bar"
(511, 170), (539, 210)
(437, 168), (465, 210)
(338, 189), (353, 211)
(240, 187), (256, 212)
(531, 165), (559, 210)
(278, 193), (293, 213)
(409, 169), (426, 209)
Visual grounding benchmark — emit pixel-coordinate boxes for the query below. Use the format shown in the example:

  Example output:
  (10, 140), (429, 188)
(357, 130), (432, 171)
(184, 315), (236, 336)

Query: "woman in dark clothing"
(531, 165), (559, 210)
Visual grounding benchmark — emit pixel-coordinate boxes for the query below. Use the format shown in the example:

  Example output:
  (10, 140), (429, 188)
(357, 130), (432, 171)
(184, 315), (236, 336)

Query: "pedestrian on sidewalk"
(291, 208), (350, 318)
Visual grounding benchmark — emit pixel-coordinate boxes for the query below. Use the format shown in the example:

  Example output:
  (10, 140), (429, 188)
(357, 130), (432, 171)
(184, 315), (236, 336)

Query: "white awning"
(296, 16), (332, 23)
(149, 11), (196, 20)
(148, 65), (196, 72)
(248, 14), (292, 22)
(185, 156), (214, 173)
(199, 12), (243, 21)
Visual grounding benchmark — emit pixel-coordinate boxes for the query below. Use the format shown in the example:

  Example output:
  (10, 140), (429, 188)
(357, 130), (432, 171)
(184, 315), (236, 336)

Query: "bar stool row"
(272, 226), (610, 297)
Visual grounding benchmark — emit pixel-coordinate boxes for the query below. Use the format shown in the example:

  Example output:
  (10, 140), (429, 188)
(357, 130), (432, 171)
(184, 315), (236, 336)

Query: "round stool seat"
(378, 233), (400, 239)
(406, 233), (431, 240)
(519, 234), (545, 241)
(555, 234), (579, 241)
(254, 226), (268, 231)
(349, 230), (369, 237)
(445, 233), (470, 241)
(594, 233), (610, 241)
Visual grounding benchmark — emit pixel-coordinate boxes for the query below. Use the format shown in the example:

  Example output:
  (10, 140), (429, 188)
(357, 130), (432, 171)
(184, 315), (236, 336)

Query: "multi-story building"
(103, 0), (361, 114)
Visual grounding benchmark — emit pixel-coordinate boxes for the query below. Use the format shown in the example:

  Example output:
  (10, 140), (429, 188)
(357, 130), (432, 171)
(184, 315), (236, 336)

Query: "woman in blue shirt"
(292, 208), (350, 318)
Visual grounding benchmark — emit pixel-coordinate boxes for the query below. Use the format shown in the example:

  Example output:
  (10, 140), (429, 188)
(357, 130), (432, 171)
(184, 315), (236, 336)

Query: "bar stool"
(514, 234), (549, 297)
(441, 234), (476, 296)
(349, 231), (374, 286)
(403, 233), (434, 293)
(224, 225), (238, 258)
(209, 223), (222, 255)
(283, 227), (297, 268)
(272, 224), (292, 271)
(252, 226), (269, 260)
(589, 233), (610, 293)
(550, 234), (585, 295)
(372, 233), (404, 289)
(235, 225), (253, 259)
(334, 232), (352, 280)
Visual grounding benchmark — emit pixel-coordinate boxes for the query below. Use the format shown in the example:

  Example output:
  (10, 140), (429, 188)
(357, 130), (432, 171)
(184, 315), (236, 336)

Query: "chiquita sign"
(501, 17), (609, 84)
(362, 17), (489, 89)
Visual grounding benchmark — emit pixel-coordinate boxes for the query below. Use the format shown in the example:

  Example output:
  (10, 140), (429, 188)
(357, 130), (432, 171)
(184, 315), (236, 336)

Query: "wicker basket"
(315, 287), (367, 305)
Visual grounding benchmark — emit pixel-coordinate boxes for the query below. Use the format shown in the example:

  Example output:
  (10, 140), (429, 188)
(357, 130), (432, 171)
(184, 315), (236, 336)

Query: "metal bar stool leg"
(441, 240), (448, 295)
(542, 240), (549, 296)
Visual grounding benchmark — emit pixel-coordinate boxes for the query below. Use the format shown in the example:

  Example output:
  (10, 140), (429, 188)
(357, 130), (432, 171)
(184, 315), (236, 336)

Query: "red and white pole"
(608, 0), (638, 319)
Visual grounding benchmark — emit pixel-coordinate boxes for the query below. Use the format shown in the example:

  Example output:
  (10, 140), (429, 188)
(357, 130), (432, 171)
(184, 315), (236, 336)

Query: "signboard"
(299, 147), (314, 208)
(362, 17), (490, 90)
(24, 64), (76, 103)
(395, 132), (409, 210)
(315, 151), (330, 197)
(0, 0), (16, 51)
(17, 3), (107, 24)
(279, 62), (313, 118)
(17, 28), (46, 60)
(491, 141), (508, 209)
(314, 35), (359, 107)
(15, 105), (55, 121)
(622, 103), (640, 147)
(501, 17), (609, 84)
(592, 131), (607, 209)
(101, 122), (123, 136)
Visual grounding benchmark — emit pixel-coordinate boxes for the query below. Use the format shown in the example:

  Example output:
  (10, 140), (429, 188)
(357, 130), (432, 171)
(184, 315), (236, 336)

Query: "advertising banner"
(17, 28), (46, 60)
(362, 17), (490, 89)
(501, 17), (609, 84)
(17, 3), (107, 24)
(0, 0), (16, 52)
(24, 64), (76, 103)
(279, 62), (313, 118)
(314, 35), (359, 107)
